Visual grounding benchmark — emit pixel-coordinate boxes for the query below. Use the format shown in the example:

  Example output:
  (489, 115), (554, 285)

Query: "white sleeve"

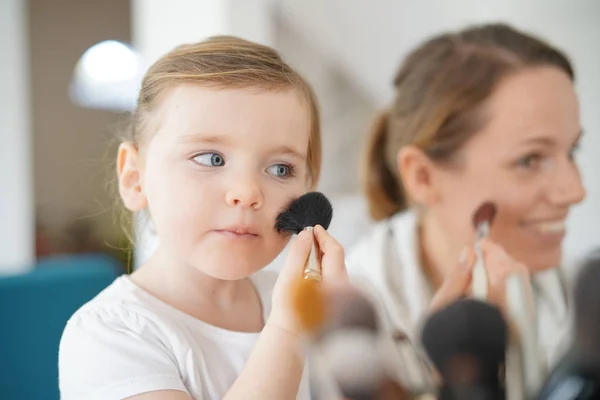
(59, 306), (191, 400)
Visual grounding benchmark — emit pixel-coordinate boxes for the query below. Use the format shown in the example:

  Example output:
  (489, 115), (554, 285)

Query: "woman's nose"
(547, 159), (586, 207)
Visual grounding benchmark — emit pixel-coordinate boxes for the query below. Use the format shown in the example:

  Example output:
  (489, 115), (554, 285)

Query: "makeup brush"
(275, 192), (333, 282)
(275, 192), (333, 332)
(421, 298), (508, 400)
(311, 286), (410, 400)
(316, 287), (383, 399)
(538, 250), (600, 400)
(471, 202), (497, 300)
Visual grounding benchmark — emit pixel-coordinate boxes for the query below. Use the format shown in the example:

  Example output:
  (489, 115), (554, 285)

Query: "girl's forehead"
(149, 85), (312, 149)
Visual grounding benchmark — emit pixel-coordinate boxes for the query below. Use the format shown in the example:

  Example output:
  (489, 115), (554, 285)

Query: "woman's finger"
(478, 238), (531, 311)
(430, 246), (476, 311)
(480, 239), (522, 278)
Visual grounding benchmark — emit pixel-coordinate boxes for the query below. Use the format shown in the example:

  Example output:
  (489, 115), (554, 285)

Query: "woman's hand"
(268, 225), (348, 335)
(429, 245), (475, 312)
(430, 238), (530, 314)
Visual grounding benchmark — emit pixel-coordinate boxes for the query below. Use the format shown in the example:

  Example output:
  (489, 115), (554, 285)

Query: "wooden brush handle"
(303, 227), (322, 281)
(472, 242), (488, 300)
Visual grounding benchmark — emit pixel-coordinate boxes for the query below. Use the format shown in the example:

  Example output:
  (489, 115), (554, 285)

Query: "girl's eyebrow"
(177, 133), (307, 161)
(176, 134), (232, 145)
(270, 145), (306, 161)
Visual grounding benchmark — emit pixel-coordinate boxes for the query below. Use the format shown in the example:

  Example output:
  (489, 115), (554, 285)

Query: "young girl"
(59, 35), (347, 400)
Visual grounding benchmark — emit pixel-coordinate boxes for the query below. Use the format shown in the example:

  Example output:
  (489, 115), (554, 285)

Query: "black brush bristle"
(421, 299), (507, 387)
(275, 192), (333, 234)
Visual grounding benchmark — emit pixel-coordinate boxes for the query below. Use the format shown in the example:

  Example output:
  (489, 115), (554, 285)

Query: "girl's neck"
(130, 247), (264, 332)
(418, 211), (465, 292)
(143, 249), (243, 303)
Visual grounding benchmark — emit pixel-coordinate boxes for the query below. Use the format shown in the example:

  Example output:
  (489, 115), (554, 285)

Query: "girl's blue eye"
(194, 153), (224, 167)
(267, 164), (292, 178)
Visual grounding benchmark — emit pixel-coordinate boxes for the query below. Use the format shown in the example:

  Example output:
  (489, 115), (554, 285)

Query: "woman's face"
(432, 66), (585, 272)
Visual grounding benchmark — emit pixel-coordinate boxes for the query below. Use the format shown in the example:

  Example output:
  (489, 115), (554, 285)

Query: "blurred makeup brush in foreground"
(538, 250), (600, 399)
(421, 298), (508, 400)
(310, 286), (410, 400)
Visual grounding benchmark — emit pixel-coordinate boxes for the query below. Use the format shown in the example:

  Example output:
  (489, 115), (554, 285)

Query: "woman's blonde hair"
(361, 23), (574, 220)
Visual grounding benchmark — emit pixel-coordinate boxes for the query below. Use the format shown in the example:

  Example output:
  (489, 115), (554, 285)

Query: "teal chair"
(0, 254), (121, 399)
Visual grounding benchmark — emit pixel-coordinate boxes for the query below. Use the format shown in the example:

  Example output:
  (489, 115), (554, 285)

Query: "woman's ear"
(117, 142), (147, 212)
(397, 145), (441, 207)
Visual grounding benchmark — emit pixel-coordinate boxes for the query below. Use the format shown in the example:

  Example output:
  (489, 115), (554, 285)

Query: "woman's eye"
(267, 163), (293, 178)
(516, 154), (542, 169)
(193, 153), (225, 167)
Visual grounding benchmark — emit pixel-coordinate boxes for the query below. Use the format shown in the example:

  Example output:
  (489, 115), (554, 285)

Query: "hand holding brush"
(226, 223), (347, 400)
(430, 230), (531, 318)
(270, 192), (348, 335)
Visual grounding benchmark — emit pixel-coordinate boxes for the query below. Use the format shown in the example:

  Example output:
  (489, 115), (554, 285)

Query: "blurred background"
(0, 0), (599, 398)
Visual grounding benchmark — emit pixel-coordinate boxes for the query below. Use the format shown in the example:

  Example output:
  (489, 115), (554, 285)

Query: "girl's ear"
(117, 142), (147, 212)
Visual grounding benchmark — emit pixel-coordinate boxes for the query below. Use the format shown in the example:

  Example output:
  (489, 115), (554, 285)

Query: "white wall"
(132, 0), (275, 66)
(280, 0), (600, 262)
(0, 0), (34, 274)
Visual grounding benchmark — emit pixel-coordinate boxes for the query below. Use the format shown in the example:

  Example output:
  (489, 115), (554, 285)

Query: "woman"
(346, 23), (586, 392)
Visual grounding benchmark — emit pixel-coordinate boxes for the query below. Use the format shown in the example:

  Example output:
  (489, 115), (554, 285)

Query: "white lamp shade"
(69, 40), (146, 112)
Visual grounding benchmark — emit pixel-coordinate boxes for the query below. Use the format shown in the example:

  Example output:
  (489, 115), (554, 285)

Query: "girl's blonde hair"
(120, 35), (322, 185)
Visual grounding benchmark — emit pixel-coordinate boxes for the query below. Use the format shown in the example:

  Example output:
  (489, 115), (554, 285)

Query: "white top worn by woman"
(58, 270), (310, 400)
(346, 211), (572, 392)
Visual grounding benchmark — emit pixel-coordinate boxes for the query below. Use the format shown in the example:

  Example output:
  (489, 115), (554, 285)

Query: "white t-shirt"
(58, 270), (311, 400)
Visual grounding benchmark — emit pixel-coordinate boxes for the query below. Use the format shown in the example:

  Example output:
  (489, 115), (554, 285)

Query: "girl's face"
(430, 67), (586, 271)
(121, 85), (311, 280)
